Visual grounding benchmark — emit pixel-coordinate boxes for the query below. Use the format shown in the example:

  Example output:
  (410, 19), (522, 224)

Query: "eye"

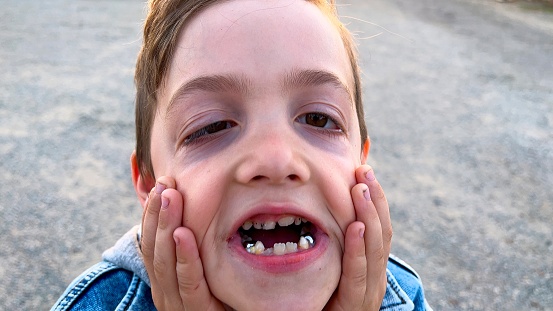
(184, 120), (237, 145)
(297, 113), (341, 130)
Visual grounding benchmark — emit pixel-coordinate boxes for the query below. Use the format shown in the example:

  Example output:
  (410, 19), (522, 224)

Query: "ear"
(360, 138), (370, 164)
(131, 151), (155, 209)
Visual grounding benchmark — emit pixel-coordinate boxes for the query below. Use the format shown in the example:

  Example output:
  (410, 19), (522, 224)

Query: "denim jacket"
(51, 226), (432, 311)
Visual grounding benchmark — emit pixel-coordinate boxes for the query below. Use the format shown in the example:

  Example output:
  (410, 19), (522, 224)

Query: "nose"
(234, 127), (310, 185)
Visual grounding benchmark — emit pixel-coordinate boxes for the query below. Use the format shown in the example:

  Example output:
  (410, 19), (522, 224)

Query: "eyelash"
(183, 112), (344, 146)
(297, 112), (344, 136)
(184, 120), (237, 145)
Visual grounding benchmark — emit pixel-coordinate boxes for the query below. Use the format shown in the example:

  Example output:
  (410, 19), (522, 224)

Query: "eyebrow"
(282, 69), (353, 104)
(166, 74), (251, 116)
(166, 69), (352, 116)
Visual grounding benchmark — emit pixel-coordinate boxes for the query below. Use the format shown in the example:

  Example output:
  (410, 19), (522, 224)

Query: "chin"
(205, 233), (342, 311)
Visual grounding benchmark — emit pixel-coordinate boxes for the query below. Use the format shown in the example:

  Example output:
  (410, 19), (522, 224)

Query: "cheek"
(320, 153), (359, 237)
(175, 168), (225, 246)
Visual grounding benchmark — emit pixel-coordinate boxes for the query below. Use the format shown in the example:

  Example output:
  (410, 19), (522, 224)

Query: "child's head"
(131, 0), (370, 309)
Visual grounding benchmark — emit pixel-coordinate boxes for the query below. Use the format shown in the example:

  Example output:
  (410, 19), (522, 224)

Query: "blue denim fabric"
(51, 262), (156, 311)
(51, 257), (430, 311)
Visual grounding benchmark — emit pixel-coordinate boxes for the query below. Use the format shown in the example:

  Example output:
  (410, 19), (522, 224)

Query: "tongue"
(249, 226), (299, 247)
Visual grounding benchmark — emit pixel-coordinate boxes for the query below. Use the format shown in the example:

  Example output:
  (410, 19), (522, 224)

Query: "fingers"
(140, 177), (223, 311)
(141, 181), (166, 293)
(327, 167), (391, 311)
(334, 220), (367, 307)
(153, 188), (185, 305)
(174, 227), (225, 310)
(355, 166), (392, 260)
(140, 177), (180, 308)
(356, 166), (391, 309)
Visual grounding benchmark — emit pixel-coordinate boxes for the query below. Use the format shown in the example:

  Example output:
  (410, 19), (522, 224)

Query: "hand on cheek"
(324, 165), (392, 311)
(140, 177), (224, 311)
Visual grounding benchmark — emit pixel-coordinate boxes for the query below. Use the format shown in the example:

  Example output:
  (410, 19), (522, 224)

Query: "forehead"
(158, 0), (354, 105)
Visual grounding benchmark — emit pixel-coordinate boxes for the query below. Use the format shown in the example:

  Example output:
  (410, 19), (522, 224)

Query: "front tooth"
(294, 217), (302, 225)
(301, 217), (307, 223)
(254, 241), (265, 254)
(299, 236), (309, 250)
(242, 221), (253, 230)
(273, 243), (286, 255)
(262, 220), (276, 230)
(285, 242), (298, 253)
(278, 216), (295, 227)
(253, 221), (262, 229)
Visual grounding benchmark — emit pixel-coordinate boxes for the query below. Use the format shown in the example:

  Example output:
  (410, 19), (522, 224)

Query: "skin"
(132, 0), (392, 310)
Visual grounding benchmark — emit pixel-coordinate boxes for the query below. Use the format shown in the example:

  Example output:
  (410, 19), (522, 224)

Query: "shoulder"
(51, 261), (156, 311)
(381, 254), (433, 311)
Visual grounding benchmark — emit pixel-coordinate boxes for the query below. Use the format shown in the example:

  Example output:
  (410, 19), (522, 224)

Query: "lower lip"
(228, 231), (329, 274)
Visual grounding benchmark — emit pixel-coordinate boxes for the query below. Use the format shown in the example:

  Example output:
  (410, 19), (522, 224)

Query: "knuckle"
(351, 270), (367, 288)
(374, 188), (386, 201)
(178, 275), (201, 292)
(146, 202), (160, 216)
(153, 257), (167, 277)
(373, 247), (386, 263)
(383, 226), (393, 243)
(141, 241), (155, 257)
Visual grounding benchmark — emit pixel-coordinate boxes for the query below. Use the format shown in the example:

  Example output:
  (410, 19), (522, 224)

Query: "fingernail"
(359, 227), (365, 238)
(161, 195), (169, 209)
(363, 186), (371, 201)
(155, 182), (166, 194)
(173, 235), (180, 246)
(365, 169), (376, 181)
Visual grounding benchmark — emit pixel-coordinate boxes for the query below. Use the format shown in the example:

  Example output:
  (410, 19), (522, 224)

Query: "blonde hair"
(135, 0), (367, 179)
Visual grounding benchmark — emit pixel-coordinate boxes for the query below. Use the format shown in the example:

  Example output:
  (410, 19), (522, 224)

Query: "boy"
(52, 0), (430, 310)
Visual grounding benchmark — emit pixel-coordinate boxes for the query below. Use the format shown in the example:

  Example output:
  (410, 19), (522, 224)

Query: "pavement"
(1, 0), (551, 310)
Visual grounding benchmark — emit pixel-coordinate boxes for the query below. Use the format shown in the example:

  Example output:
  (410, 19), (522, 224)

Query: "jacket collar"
(380, 269), (415, 311)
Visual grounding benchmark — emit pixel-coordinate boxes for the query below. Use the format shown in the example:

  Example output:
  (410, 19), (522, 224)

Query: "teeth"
(304, 235), (314, 245)
(240, 215), (315, 256)
(262, 220), (276, 230)
(242, 215), (309, 231)
(254, 241), (265, 254)
(299, 236), (309, 250)
(273, 243), (286, 255)
(244, 235), (314, 255)
(278, 216), (295, 227)
(242, 221), (253, 230)
(285, 242), (298, 253)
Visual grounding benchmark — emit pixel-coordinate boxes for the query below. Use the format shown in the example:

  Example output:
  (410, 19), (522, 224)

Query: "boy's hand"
(140, 177), (224, 311)
(324, 165), (392, 311)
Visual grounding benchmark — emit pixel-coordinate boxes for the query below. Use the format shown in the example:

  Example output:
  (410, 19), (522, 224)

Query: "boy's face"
(148, 0), (366, 309)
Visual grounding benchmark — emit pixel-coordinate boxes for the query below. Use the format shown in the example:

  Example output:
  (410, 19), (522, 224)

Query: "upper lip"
(229, 202), (325, 240)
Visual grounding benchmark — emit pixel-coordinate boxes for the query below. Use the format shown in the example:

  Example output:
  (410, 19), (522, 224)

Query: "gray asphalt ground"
(1, 0), (552, 310)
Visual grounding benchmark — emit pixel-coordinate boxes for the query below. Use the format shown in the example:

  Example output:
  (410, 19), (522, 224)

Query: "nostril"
(250, 174), (299, 182)
(288, 174), (299, 181)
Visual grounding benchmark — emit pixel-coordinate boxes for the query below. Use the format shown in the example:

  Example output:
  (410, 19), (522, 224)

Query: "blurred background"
(1, 0), (551, 309)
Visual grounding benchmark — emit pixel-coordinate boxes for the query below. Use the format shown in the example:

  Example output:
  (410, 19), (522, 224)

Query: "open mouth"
(239, 215), (316, 256)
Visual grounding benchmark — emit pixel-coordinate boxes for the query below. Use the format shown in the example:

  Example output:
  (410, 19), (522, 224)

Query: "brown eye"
(298, 113), (340, 130)
(306, 113), (329, 127)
